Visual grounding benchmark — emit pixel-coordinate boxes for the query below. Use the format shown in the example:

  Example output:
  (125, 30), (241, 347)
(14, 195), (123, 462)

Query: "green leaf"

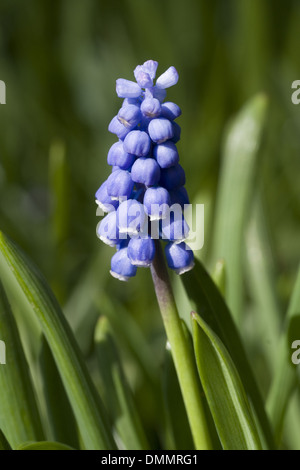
(162, 338), (194, 450)
(212, 259), (226, 296)
(192, 312), (262, 450)
(246, 197), (282, 372)
(212, 93), (268, 322)
(94, 317), (149, 450)
(18, 441), (74, 451)
(39, 338), (80, 449)
(182, 258), (275, 449)
(0, 430), (12, 450)
(0, 231), (115, 450)
(0, 281), (44, 448)
(267, 265), (300, 441)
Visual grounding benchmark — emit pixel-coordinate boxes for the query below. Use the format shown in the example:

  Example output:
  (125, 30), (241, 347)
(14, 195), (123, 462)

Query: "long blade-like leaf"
(0, 281), (44, 448)
(0, 231), (115, 450)
(0, 430), (12, 450)
(95, 317), (149, 450)
(18, 441), (74, 451)
(182, 258), (275, 449)
(192, 312), (262, 450)
(212, 93), (268, 322)
(267, 266), (300, 441)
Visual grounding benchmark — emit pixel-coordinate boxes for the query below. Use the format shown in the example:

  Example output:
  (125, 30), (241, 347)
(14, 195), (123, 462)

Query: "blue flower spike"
(95, 60), (194, 280)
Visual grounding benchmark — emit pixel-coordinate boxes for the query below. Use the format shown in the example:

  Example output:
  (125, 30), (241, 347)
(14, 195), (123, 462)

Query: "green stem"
(151, 241), (212, 450)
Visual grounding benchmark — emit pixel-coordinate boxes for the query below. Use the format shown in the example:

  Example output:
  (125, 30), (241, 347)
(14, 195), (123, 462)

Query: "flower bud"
(116, 79), (141, 98)
(97, 211), (120, 247)
(108, 116), (131, 140)
(124, 130), (151, 157)
(159, 164), (186, 190)
(169, 186), (190, 208)
(156, 66), (179, 89)
(117, 199), (146, 235)
(165, 241), (194, 275)
(95, 181), (119, 212)
(148, 118), (174, 144)
(161, 211), (190, 243)
(107, 141), (135, 170)
(128, 237), (155, 267)
(106, 169), (134, 201)
(143, 186), (171, 220)
(140, 98), (161, 118)
(161, 102), (182, 120)
(131, 157), (161, 186)
(153, 141), (179, 168)
(117, 104), (142, 129)
(110, 248), (137, 281)
(171, 122), (181, 143)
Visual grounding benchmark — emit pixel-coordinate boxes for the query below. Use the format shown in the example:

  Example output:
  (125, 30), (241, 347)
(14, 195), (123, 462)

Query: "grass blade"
(0, 430), (12, 450)
(39, 338), (80, 448)
(95, 317), (149, 450)
(162, 340), (194, 450)
(0, 231), (115, 450)
(267, 266), (300, 442)
(212, 93), (268, 322)
(192, 312), (262, 450)
(18, 441), (74, 450)
(0, 281), (44, 448)
(246, 197), (282, 373)
(182, 258), (275, 449)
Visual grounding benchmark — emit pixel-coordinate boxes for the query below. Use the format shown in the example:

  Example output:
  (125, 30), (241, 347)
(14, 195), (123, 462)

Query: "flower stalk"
(150, 240), (212, 450)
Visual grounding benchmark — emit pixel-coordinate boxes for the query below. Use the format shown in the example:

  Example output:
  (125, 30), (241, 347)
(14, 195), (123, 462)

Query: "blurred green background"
(0, 0), (299, 448)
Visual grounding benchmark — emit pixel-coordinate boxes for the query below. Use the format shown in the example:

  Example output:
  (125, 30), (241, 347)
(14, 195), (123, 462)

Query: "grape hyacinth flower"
(95, 62), (211, 450)
(95, 60), (194, 281)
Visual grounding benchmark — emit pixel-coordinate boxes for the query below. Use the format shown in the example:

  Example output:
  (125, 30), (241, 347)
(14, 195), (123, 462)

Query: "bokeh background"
(0, 0), (299, 448)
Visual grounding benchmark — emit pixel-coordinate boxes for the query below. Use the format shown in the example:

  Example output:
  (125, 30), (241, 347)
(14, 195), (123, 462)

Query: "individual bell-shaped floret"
(117, 199), (146, 235)
(143, 186), (171, 221)
(140, 98), (161, 118)
(134, 67), (153, 88)
(161, 210), (190, 243)
(97, 211), (120, 247)
(156, 66), (179, 89)
(148, 118), (174, 144)
(153, 141), (179, 168)
(137, 60), (158, 81)
(160, 102), (182, 121)
(159, 164), (186, 191)
(169, 186), (190, 208)
(117, 104), (142, 129)
(116, 79), (141, 99)
(123, 130), (151, 157)
(108, 116), (131, 140)
(131, 157), (161, 187)
(95, 181), (119, 213)
(110, 247), (137, 281)
(107, 141), (135, 170)
(127, 236), (155, 267)
(171, 122), (181, 143)
(165, 241), (194, 275)
(106, 169), (134, 201)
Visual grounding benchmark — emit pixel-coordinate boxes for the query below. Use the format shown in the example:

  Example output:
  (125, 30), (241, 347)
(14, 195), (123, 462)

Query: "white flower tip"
(110, 270), (130, 282)
(175, 261), (195, 275)
(98, 235), (116, 247)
